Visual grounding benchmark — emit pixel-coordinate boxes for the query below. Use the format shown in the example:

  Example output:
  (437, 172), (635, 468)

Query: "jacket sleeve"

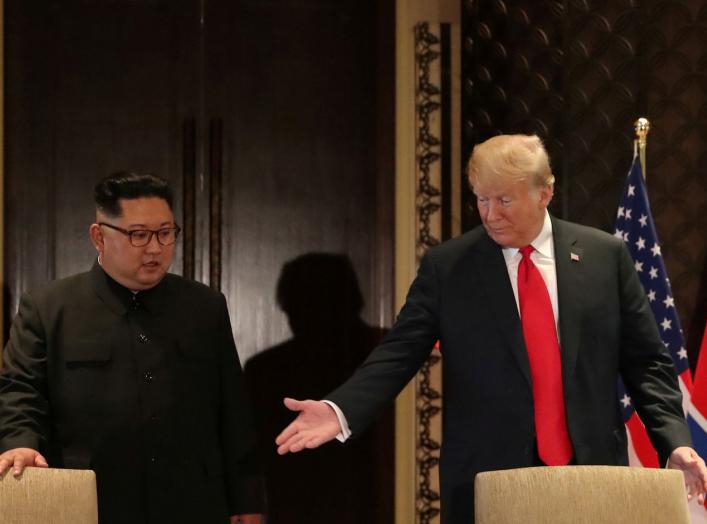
(0, 292), (51, 454)
(616, 241), (692, 464)
(326, 251), (441, 435)
(216, 294), (266, 515)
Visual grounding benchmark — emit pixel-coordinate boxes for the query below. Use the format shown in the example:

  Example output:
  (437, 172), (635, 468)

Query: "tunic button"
(144, 370), (154, 382)
(138, 333), (149, 344)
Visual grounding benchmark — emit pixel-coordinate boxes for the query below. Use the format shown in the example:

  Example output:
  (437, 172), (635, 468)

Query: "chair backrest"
(0, 467), (98, 524)
(475, 465), (689, 524)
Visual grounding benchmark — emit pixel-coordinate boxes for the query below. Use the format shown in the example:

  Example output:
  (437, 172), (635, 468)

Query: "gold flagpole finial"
(634, 117), (650, 179)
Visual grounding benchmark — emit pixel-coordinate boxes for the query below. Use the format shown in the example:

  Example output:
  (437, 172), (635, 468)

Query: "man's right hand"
(0, 448), (48, 477)
(275, 398), (342, 455)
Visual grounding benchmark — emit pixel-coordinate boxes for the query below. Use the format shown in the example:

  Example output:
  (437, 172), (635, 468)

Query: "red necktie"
(518, 245), (572, 465)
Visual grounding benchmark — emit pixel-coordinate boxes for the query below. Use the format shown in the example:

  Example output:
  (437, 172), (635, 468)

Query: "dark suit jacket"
(0, 264), (264, 524)
(327, 217), (692, 524)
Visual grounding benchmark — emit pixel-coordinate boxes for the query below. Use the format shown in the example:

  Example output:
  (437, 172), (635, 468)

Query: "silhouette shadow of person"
(244, 252), (394, 523)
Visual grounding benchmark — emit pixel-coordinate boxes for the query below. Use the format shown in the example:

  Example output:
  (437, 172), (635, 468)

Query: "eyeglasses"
(98, 222), (181, 247)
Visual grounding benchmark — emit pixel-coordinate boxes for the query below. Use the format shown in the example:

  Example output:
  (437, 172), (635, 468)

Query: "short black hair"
(94, 172), (173, 217)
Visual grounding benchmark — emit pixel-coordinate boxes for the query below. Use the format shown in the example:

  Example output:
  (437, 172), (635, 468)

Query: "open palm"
(275, 398), (342, 455)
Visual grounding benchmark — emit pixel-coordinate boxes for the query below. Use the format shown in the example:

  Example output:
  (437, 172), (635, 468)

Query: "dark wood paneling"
(5, 0), (198, 315)
(6, 0), (395, 360)
(204, 0), (389, 358)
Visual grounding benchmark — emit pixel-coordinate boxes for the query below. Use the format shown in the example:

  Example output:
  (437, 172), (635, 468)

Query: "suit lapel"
(476, 233), (532, 390)
(552, 217), (584, 379)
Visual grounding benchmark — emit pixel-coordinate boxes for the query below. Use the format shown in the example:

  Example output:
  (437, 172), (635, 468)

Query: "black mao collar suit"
(0, 263), (265, 523)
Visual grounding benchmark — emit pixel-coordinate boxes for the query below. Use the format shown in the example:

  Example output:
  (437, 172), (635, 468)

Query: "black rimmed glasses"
(98, 222), (181, 247)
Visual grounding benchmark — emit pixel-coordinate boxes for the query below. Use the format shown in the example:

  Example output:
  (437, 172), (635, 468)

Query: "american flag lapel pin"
(570, 252), (580, 262)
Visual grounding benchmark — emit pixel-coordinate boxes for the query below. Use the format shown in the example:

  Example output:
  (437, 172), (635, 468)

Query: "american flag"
(614, 153), (706, 521)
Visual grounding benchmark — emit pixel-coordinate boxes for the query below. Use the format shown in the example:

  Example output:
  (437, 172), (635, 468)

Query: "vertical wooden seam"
(209, 118), (222, 291)
(182, 117), (196, 280)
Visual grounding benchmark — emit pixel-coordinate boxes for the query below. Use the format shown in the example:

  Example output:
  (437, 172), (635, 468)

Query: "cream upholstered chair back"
(0, 467), (98, 524)
(475, 465), (689, 524)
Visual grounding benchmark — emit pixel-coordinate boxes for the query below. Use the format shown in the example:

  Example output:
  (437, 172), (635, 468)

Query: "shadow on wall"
(244, 252), (394, 524)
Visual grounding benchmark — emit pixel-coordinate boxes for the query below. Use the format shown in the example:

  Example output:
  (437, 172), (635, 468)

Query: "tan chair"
(0, 467), (98, 524)
(475, 465), (689, 524)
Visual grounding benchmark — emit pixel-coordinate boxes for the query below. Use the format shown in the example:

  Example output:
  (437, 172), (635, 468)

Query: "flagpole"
(634, 117), (650, 179)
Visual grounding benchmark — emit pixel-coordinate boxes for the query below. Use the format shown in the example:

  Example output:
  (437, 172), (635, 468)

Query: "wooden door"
(204, 0), (392, 357)
(204, 2), (395, 522)
(5, 0), (393, 360)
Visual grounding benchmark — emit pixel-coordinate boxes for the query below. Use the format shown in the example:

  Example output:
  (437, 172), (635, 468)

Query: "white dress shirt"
(502, 210), (560, 334)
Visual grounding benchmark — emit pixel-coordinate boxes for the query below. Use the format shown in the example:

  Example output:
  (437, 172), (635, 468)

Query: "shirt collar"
(532, 210), (554, 258)
(502, 210), (554, 258)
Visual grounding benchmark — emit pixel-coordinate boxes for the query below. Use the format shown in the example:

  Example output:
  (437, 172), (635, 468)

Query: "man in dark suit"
(0, 172), (264, 524)
(275, 135), (707, 524)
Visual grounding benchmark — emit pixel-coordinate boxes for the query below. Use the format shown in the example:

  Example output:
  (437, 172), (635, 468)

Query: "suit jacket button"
(144, 370), (154, 382)
(138, 333), (149, 344)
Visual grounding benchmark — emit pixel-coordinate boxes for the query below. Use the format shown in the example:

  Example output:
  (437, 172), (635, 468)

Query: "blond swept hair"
(467, 134), (555, 189)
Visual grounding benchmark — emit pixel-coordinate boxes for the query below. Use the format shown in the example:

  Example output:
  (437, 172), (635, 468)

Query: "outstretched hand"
(668, 446), (707, 505)
(275, 398), (342, 455)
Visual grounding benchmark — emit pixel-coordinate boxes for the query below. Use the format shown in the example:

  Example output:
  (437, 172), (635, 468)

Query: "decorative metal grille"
(414, 21), (448, 524)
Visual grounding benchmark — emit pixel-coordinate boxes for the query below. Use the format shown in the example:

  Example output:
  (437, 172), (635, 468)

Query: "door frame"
(395, 1), (460, 523)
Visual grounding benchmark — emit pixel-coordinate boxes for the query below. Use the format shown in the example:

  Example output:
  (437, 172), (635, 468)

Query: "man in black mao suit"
(0, 173), (264, 524)
(275, 135), (707, 524)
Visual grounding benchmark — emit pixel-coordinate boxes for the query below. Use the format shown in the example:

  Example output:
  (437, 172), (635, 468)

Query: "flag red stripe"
(626, 413), (659, 467)
(681, 370), (694, 395)
(692, 322), (707, 415)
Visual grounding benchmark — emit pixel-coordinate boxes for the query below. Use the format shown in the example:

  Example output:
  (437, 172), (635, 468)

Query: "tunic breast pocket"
(57, 342), (114, 422)
(176, 339), (220, 403)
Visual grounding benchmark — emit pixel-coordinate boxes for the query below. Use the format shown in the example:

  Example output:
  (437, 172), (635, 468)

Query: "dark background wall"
(462, 0), (706, 364)
(3, 1), (395, 520)
(4, 0), (395, 362)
